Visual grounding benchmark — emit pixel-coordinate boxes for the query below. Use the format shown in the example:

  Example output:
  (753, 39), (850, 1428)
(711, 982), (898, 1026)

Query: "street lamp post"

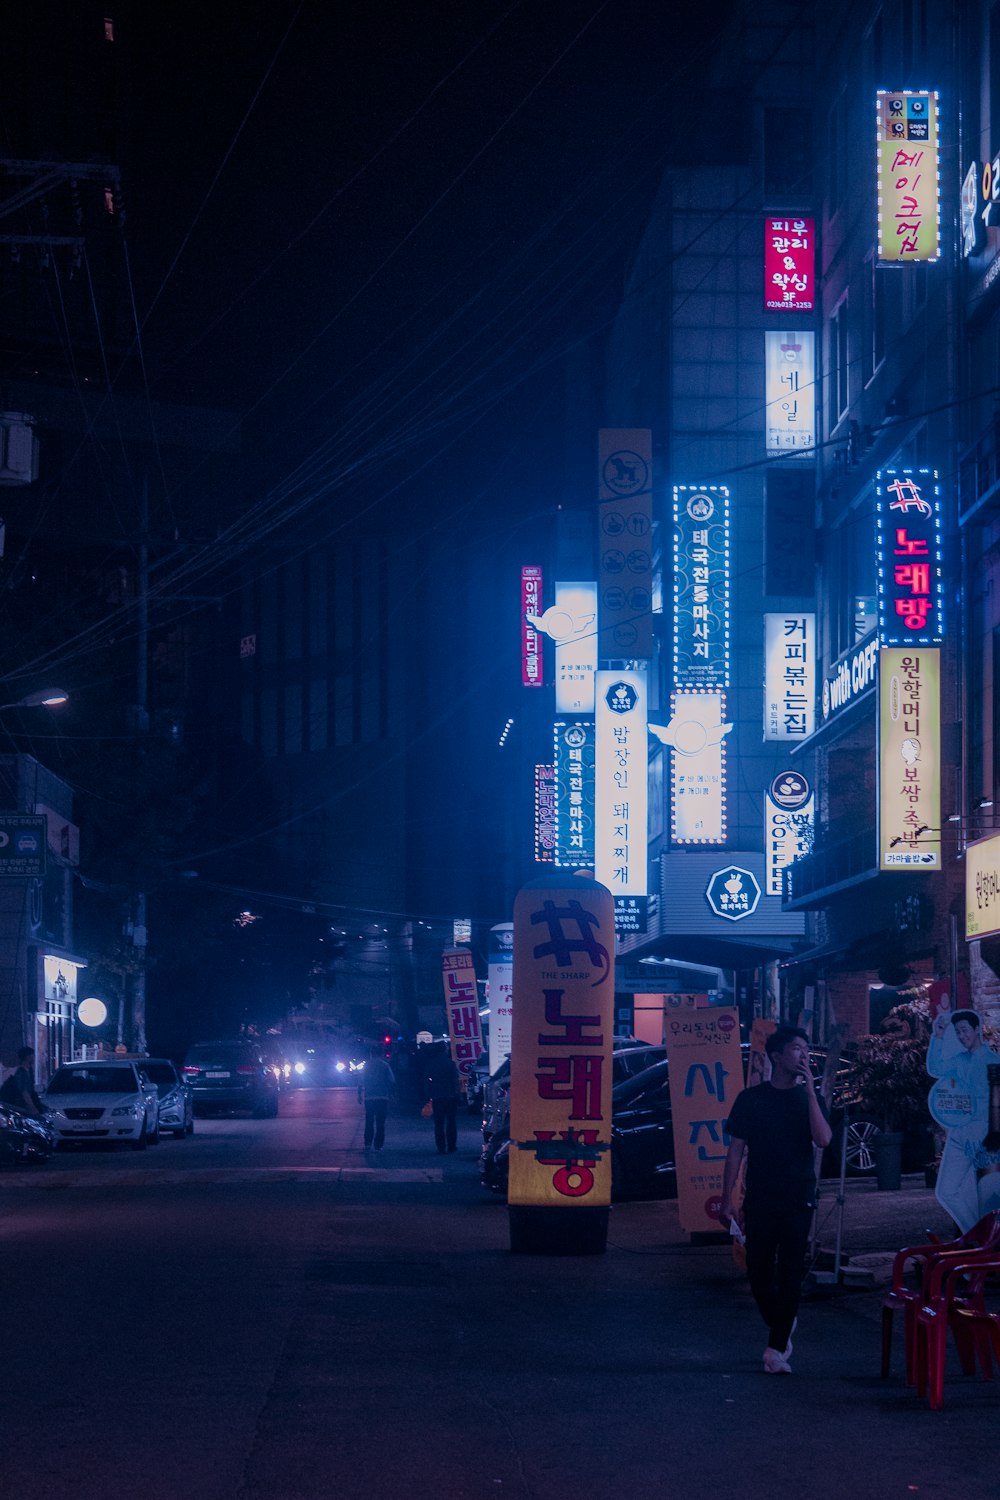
(0, 688), (69, 711)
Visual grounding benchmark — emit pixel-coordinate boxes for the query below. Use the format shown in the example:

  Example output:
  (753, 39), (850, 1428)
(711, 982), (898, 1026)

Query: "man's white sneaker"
(783, 1317), (798, 1360)
(763, 1346), (792, 1374)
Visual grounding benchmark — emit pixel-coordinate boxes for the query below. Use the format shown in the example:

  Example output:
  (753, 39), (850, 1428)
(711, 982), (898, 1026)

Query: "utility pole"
(130, 478), (149, 1053)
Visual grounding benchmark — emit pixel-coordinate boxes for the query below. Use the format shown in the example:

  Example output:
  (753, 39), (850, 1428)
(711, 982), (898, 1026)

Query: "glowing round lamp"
(78, 996), (108, 1028)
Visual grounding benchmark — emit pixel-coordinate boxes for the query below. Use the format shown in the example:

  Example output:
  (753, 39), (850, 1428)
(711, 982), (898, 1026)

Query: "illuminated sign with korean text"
(509, 873), (616, 1213)
(521, 566), (543, 687)
(553, 721), (595, 868)
(488, 923), (514, 1077)
(878, 648), (941, 870)
(534, 763), (556, 863)
(822, 631), (879, 722)
(876, 90), (940, 264)
(764, 613), (815, 739)
(665, 1002), (742, 1233)
(595, 669), (648, 898)
(764, 217), (814, 311)
(552, 581), (597, 714)
(764, 332), (815, 456)
(598, 429), (653, 659)
(673, 485), (730, 688)
(765, 770), (814, 896)
(441, 948), (484, 1092)
(966, 833), (1000, 940)
(659, 689), (732, 844)
(876, 468), (944, 645)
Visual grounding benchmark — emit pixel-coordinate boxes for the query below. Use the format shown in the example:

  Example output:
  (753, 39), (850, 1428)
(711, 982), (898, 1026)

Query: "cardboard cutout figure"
(927, 1008), (998, 1230)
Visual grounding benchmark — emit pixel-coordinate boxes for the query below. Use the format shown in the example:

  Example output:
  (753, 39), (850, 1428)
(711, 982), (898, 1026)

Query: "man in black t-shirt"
(719, 1026), (831, 1375)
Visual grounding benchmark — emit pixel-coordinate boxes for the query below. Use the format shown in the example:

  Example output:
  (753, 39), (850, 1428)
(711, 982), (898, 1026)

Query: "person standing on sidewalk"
(358, 1045), (395, 1151)
(425, 1043), (461, 1154)
(718, 1025), (832, 1375)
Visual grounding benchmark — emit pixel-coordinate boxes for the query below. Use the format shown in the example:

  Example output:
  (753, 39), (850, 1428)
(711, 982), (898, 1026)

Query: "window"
(828, 91), (847, 218)
(865, 255), (886, 382)
(828, 296), (849, 432)
(764, 107), (812, 197)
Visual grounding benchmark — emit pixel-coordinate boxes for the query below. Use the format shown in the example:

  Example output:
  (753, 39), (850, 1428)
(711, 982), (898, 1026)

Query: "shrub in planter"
(840, 1031), (931, 1135)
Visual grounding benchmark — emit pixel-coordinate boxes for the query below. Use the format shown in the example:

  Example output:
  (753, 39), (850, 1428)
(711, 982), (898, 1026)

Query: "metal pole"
(131, 478), (149, 1053)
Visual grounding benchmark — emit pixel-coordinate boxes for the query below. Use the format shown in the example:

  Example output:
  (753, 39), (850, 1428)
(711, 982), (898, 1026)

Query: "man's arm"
(718, 1135), (747, 1227)
(804, 1076), (832, 1149)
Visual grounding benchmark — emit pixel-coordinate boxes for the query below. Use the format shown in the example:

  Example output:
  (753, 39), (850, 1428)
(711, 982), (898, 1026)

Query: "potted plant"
(839, 1030), (932, 1190)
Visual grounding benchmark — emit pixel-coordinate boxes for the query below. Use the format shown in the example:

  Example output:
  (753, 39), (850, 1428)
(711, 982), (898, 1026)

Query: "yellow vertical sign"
(509, 874), (616, 1210)
(878, 647), (940, 870)
(966, 832), (1000, 939)
(876, 91), (940, 264)
(665, 1002), (743, 1234)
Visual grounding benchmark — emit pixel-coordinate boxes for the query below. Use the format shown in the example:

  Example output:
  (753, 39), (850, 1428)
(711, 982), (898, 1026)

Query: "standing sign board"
(0, 814), (47, 878)
(665, 1002), (743, 1234)
(440, 948), (483, 1094)
(487, 924), (514, 1077)
(508, 873), (616, 1253)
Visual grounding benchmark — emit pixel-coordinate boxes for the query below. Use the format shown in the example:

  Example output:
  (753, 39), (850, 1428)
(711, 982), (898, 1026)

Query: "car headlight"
(159, 1089), (179, 1109)
(335, 1061), (346, 1072)
(111, 1103), (140, 1117)
(294, 1062), (306, 1075)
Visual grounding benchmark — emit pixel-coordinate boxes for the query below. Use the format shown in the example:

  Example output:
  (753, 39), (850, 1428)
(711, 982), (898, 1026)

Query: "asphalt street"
(1, 1087), (992, 1500)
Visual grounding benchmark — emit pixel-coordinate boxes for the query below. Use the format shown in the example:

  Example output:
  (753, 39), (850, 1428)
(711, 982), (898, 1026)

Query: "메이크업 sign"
(0, 814), (46, 877)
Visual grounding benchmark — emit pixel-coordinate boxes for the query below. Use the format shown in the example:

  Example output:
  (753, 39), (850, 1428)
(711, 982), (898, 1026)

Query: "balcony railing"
(782, 823), (878, 909)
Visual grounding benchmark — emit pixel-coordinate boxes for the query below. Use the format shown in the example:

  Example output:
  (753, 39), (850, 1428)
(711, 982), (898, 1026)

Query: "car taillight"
(237, 1065), (256, 1075)
(183, 1066), (200, 1076)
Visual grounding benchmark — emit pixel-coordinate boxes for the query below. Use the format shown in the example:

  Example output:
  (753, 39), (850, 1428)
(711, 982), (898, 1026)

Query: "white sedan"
(43, 1061), (160, 1149)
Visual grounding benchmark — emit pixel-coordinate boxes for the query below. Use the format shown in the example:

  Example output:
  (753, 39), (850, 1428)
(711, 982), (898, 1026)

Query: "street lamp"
(0, 687), (69, 710)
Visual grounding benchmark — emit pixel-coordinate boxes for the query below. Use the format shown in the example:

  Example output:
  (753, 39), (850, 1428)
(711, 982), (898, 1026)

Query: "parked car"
(481, 1041), (667, 1141)
(480, 1043), (933, 1199)
(0, 1102), (55, 1165)
(182, 1040), (281, 1118)
(44, 1061), (160, 1150)
(480, 1048), (671, 1200)
(138, 1058), (194, 1138)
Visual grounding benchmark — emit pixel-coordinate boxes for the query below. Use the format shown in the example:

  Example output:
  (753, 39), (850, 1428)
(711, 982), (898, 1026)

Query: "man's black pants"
(742, 1198), (813, 1353)
(364, 1099), (387, 1149)
(432, 1097), (457, 1153)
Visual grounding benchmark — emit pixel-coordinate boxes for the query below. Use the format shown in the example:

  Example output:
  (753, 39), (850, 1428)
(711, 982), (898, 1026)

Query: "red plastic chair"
(912, 1249), (1000, 1409)
(880, 1211), (1000, 1383)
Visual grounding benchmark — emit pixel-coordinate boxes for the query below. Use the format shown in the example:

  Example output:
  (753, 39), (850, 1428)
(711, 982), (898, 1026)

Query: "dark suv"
(182, 1041), (280, 1118)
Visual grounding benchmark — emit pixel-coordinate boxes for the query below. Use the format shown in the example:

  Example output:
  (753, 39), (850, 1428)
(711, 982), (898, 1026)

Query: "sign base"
(508, 1205), (609, 1256)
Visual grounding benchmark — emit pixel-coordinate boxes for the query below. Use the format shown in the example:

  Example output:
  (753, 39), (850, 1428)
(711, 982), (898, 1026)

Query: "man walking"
(425, 1042), (461, 1154)
(718, 1025), (831, 1375)
(358, 1045), (395, 1151)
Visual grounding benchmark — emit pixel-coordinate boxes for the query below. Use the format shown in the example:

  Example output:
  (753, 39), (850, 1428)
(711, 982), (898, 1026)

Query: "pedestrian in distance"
(358, 1044), (395, 1151)
(0, 1046), (44, 1117)
(425, 1042), (461, 1154)
(718, 1025), (832, 1375)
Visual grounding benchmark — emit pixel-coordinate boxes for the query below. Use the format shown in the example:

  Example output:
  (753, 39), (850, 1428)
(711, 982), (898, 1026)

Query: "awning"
(631, 932), (801, 973)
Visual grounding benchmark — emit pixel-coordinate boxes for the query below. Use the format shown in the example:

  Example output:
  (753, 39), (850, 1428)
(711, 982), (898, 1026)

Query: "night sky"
(120, 2), (737, 523)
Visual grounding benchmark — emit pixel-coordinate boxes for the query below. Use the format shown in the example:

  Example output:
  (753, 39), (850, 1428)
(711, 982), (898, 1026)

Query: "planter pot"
(873, 1130), (903, 1192)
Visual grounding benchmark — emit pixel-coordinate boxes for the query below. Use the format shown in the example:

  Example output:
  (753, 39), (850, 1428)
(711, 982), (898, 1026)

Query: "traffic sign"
(0, 814), (47, 878)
